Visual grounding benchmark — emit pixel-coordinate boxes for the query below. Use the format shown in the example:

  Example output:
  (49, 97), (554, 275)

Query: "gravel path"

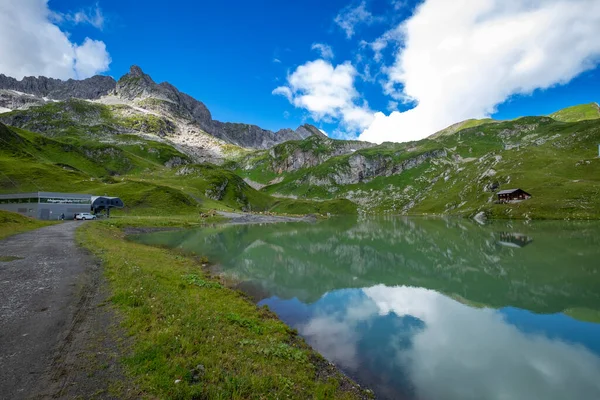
(0, 222), (127, 399)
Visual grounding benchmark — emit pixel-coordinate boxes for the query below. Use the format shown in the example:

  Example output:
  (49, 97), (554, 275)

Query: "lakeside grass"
(0, 210), (57, 240)
(103, 215), (221, 229)
(77, 222), (368, 399)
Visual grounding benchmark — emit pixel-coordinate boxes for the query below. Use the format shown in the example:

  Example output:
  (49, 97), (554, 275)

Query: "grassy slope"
(549, 103), (600, 122)
(413, 117), (600, 219)
(6, 97), (600, 219)
(78, 222), (366, 399)
(253, 115), (600, 219)
(0, 99), (174, 139)
(0, 121), (199, 215)
(430, 118), (498, 139)
(0, 123), (357, 216)
(0, 210), (57, 240)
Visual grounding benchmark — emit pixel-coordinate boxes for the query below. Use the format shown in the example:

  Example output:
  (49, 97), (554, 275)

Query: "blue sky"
(51, 0), (371, 131)
(3, 1), (600, 142)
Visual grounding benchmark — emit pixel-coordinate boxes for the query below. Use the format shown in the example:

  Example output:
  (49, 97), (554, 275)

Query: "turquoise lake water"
(132, 217), (600, 400)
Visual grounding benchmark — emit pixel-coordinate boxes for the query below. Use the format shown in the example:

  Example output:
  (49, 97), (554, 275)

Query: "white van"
(75, 213), (96, 220)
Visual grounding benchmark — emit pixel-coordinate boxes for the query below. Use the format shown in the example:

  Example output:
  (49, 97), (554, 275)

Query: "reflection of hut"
(91, 196), (124, 217)
(497, 232), (533, 248)
(497, 189), (532, 203)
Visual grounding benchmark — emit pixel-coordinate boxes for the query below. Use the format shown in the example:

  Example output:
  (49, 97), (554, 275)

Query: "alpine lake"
(131, 217), (600, 400)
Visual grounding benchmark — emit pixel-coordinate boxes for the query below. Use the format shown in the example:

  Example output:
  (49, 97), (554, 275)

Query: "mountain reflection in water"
(132, 217), (600, 400)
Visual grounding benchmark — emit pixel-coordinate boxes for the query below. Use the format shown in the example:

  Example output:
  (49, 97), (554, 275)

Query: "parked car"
(75, 213), (96, 220)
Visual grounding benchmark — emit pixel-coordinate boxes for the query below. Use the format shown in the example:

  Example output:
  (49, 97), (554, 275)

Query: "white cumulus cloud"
(0, 0), (111, 80)
(272, 59), (374, 134)
(363, 285), (600, 400)
(74, 38), (111, 78)
(359, 0), (600, 143)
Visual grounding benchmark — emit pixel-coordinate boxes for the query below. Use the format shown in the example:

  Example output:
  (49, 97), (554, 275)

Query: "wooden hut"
(497, 189), (532, 203)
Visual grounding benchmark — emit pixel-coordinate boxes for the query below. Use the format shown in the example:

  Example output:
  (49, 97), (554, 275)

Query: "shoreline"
(121, 211), (317, 236)
(216, 210), (318, 225)
(80, 221), (373, 399)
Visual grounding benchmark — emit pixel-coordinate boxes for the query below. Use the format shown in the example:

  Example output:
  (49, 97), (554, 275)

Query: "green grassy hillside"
(3, 99), (600, 220)
(549, 103), (600, 122)
(413, 117), (600, 219)
(0, 122), (356, 216)
(430, 118), (498, 138)
(0, 99), (174, 139)
(249, 114), (600, 219)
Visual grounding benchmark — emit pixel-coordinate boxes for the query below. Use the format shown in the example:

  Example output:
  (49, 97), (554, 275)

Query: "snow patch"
(9, 90), (36, 97)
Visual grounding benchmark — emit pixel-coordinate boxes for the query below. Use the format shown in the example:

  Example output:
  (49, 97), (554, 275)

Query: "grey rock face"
(115, 66), (212, 125)
(269, 136), (376, 173)
(295, 124), (328, 139)
(205, 179), (229, 201)
(308, 149), (447, 186)
(164, 157), (188, 168)
(0, 90), (45, 110)
(0, 74), (116, 100)
(114, 66), (324, 149)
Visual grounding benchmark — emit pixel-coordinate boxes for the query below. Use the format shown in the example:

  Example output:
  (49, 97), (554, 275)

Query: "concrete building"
(0, 192), (95, 220)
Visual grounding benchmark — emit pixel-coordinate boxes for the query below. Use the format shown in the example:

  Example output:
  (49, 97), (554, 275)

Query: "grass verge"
(0, 210), (57, 240)
(77, 222), (369, 399)
(102, 215), (225, 229)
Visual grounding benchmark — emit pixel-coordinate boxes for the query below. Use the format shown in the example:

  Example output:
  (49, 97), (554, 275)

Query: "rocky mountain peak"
(108, 66), (328, 149)
(297, 124), (328, 139)
(0, 65), (332, 150)
(114, 65), (160, 101)
(128, 65), (145, 77)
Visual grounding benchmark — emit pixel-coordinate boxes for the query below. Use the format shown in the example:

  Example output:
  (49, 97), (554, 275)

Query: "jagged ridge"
(0, 66), (323, 150)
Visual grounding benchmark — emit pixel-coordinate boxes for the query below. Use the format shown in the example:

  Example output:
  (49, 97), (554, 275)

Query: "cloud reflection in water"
(288, 285), (600, 400)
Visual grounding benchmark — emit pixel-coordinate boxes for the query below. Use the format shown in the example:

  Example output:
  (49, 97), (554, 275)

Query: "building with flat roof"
(0, 192), (117, 220)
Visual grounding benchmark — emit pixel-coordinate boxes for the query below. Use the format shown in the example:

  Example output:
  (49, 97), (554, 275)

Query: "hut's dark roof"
(497, 188), (532, 196)
(497, 189), (521, 195)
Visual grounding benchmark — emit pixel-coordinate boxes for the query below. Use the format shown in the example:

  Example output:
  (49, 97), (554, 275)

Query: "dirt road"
(0, 222), (126, 399)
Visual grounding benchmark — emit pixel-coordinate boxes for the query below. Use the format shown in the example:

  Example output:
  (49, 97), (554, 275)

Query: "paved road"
(0, 222), (102, 399)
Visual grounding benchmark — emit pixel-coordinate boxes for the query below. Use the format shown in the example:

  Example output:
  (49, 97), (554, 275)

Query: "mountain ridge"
(0, 73), (116, 100)
(0, 65), (322, 150)
(1, 66), (599, 220)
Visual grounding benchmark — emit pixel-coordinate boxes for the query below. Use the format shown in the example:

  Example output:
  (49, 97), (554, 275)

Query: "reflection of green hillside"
(132, 218), (600, 314)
